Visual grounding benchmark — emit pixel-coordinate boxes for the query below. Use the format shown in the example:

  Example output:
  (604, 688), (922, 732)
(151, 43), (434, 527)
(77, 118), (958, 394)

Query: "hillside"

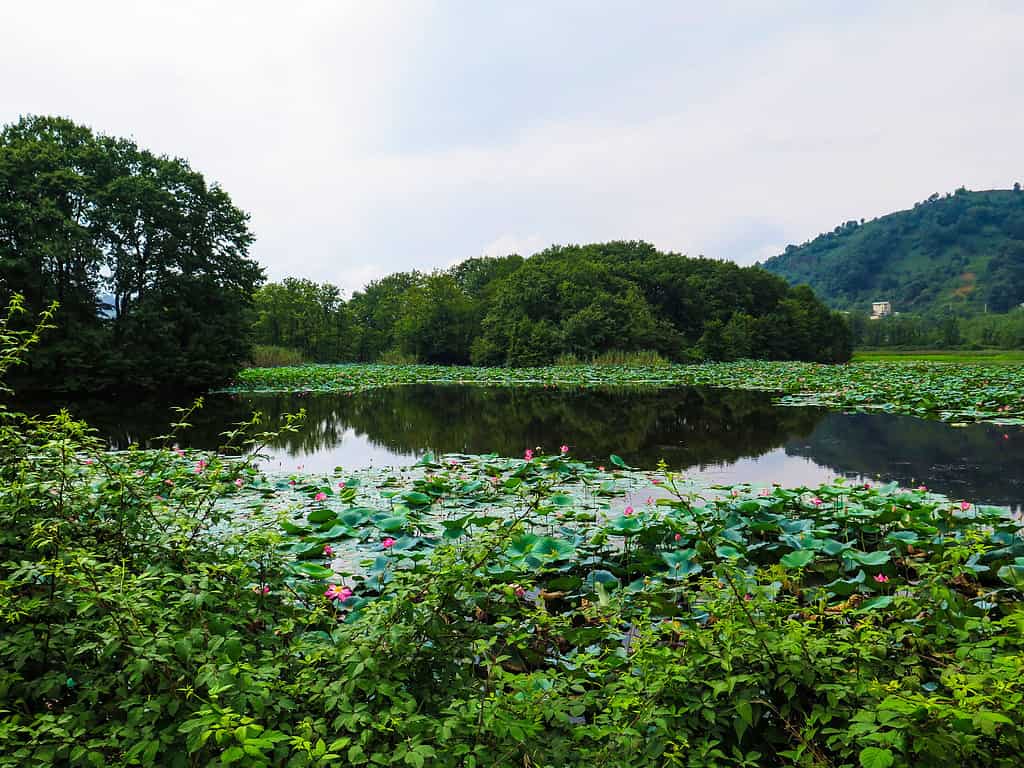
(762, 187), (1024, 315)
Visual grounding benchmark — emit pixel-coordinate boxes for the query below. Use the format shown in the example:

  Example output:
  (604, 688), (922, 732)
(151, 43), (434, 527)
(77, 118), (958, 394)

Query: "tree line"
(254, 242), (852, 367)
(1, 115), (851, 394)
(849, 309), (1024, 349)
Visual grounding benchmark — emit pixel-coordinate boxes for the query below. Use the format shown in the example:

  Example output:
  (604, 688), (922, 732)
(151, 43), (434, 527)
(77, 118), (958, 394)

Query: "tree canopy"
(255, 242), (852, 365)
(0, 115), (263, 392)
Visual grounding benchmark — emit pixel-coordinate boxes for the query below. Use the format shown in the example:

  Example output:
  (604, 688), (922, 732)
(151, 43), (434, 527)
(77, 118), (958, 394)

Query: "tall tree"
(0, 115), (262, 391)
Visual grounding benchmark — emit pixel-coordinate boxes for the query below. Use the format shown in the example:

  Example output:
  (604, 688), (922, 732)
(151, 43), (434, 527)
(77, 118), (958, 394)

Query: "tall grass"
(377, 349), (420, 365)
(555, 349), (670, 367)
(250, 345), (307, 367)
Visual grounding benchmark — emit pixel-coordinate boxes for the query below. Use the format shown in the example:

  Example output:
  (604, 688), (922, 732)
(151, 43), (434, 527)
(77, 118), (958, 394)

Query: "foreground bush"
(2, 308), (1024, 767)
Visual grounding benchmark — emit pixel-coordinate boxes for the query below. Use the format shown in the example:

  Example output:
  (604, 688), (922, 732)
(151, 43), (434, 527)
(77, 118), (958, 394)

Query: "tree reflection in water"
(21, 384), (1023, 507)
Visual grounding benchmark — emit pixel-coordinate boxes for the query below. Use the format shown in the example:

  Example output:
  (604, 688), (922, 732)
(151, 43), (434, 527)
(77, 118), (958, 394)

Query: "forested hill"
(254, 241), (852, 366)
(762, 187), (1024, 315)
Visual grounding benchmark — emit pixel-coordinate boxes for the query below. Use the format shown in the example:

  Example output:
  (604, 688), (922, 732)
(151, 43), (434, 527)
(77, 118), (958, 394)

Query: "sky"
(3, 1), (1023, 293)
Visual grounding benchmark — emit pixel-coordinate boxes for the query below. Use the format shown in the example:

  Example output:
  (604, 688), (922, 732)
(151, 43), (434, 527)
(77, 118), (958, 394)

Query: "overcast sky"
(3, 1), (1022, 293)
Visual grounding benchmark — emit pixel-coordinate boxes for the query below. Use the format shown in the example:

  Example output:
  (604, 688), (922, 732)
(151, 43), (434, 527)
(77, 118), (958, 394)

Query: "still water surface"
(25, 385), (1023, 508)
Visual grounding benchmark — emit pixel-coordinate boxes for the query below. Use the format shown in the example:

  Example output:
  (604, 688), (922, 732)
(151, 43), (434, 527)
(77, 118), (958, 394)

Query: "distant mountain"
(762, 187), (1024, 315)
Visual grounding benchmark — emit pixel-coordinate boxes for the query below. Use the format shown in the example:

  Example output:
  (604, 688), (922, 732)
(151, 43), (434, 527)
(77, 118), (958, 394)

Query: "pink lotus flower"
(83, 458), (95, 465)
(598, 465), (605, 472)
(289, 479), (296, 486)
(863, 482), (872, 490)
(811, 497), (823, 507)
(652, 478), (661, 485)
(674, 533), (682, 541)
(134, 470), (145, 477)
(513, 584), (526, 599)
(323, 544), (334, 557)
(314, 491), (327, 502)
(646, 497), (654, 506)
(325, 584), (352, 602)
(560, 444), (569, 454)
(624, 506), (634, 516)
(338, 482), (346, 488)
(382, 537), (396, 549)
(917, 485), (927, 492)
(253, 585), (270, 595)
(873, 574), (889, 583)
(194, 459), (207, 474)
(524, 449), (534, 460)
(960, 501), (971, 511)
(234, 478), (244, 488)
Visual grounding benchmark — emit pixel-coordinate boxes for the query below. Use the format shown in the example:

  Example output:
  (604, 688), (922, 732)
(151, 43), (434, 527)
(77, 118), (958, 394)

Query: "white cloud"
(2, 2), (1022, 288)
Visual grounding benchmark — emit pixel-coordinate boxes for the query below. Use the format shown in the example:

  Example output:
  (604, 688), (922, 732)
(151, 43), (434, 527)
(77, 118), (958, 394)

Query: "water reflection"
(17, 385), (1023, 507)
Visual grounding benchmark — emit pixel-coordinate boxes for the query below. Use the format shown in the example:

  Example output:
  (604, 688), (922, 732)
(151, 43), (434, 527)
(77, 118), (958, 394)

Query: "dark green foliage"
(252, 278), (353, 362)
(0, 115), (263, 392)
(258, 244), (849, 367)
(315, 244), (851, 368)
(472, 242), (850, 365)
(763, 187), (1024, 318)
(848, 308), (1024, 349)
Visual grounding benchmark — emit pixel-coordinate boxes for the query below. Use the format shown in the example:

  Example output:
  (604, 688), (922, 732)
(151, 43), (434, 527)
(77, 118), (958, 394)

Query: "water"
(18, 385), (1024, 508)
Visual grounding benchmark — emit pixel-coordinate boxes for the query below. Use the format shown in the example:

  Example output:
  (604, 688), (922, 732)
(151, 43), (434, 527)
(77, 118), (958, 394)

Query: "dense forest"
(763, 186), (1024, 316)
(0, 116), (263, 393)
(254, 243), (852, 367)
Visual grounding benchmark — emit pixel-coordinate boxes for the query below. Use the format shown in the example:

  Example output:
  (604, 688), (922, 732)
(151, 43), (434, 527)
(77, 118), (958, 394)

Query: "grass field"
(853, 349), (1024, 363)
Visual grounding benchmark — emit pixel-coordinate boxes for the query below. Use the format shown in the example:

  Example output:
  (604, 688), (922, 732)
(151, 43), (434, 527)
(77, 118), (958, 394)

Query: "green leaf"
(402, 491), (432, 506)
(287, 562), (334, 579)
(780, 549), (815, 568)
(859, 747), (894, 768)
(847, 549), (892, 566)
(715, 544), (744, 560)
(549, 493), (575, 507)
(607, 515), (643, 534)
(376, 516), (407, 533)
(307, 508), (337, 524)
(997, 563), (1024, 589)
(609, 454), (629, 469)
(857, 596), (893, 611)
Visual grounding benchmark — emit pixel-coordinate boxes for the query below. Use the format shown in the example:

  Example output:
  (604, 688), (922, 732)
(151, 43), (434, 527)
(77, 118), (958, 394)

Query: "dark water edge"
(11, 384), (1024, 508)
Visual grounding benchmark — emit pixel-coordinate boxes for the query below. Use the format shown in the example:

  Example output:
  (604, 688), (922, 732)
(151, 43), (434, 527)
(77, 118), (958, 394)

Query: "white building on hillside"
(870, 301), (892, 320)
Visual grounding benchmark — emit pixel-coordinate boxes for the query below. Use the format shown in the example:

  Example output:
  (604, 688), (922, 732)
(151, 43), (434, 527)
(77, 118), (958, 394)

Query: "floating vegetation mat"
(224, 361), (1024, 425)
